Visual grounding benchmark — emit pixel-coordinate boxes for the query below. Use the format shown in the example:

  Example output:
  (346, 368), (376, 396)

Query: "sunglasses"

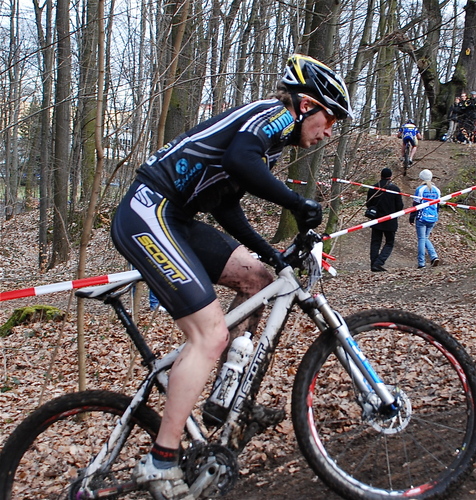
(298, 93), (337, 125)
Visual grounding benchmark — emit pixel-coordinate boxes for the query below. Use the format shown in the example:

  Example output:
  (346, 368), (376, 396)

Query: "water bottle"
(203, 332), (254, 425)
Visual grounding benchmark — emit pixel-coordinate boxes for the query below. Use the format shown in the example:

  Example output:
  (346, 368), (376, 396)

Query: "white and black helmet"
(282, 54), (354, 121)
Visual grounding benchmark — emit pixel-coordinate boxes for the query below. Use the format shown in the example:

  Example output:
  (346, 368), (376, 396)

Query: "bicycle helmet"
(282, 54), (354, 121)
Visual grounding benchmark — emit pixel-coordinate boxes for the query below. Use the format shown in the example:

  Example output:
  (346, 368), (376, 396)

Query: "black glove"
(292, 197), (322, 233)
(262, 250), (290, 273)
(409, 212), (416, 225)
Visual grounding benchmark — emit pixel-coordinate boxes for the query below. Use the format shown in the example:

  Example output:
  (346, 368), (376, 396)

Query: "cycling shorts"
(403, 136), (418, 147)
(111, 181), (240, 319)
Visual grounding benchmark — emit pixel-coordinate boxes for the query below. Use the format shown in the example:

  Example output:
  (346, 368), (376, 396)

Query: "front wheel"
(0, 390), (161, 499)
(292, 309), (476, 500)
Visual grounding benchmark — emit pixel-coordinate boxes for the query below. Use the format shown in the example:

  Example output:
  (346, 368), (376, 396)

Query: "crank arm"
(189, 458), (227, 498)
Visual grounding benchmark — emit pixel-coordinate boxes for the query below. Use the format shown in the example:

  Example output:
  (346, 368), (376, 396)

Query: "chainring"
(183, 443), (239, 497)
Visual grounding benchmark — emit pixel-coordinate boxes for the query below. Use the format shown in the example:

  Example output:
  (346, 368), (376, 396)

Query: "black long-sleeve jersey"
(135, 98), (302, 259)
(136, 98), (301, 214)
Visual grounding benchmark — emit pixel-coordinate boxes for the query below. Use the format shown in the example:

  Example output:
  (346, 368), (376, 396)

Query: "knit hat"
(419, 169), (433, 181)
(381, 168), (392, 178)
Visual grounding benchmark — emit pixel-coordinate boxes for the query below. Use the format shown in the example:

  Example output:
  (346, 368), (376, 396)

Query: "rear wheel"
(292, 309), (476, 499)
(0, 390), (161, 499)
(403, 141), (412, 174)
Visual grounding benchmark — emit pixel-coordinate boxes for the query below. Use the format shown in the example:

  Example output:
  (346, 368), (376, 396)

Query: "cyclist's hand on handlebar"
(292, 197), (323, 233)
(263, 250), (290, 273)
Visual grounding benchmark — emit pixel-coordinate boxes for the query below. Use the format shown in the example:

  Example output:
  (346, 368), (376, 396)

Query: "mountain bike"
(1, 230), (476, 500)
(402, 140), (412, 175)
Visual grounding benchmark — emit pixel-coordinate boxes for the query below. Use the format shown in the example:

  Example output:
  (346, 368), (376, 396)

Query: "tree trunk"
(272, 0), (339, 243)
(4, 0), (21, 221)
(324, 0), (376, 252)
(79, 0), (99, 202)
(77, 0), (106, 391)
(156, 0), (190, 148)
(33, 0), (54, 271)
(49, 0), (71, 268)
(375, 0), (397, 135)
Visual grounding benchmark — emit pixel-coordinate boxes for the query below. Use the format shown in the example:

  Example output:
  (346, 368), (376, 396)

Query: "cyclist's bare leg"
(217, 245), (273, 362)
(155, 300), (229, 449)
(153, 247), (271, 448)
(411, 145), (417, 160)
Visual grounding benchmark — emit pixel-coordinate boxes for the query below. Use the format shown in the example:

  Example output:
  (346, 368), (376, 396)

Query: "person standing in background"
(366, 168), (404, 272)
(446, 96), (460, 141)
(410, 169), (441, 269)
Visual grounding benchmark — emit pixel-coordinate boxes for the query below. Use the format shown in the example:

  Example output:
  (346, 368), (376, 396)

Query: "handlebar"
(279, 230), (337, 284)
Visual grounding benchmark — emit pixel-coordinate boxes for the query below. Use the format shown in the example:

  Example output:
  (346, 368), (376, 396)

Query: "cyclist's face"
(299, 109), (335, 148)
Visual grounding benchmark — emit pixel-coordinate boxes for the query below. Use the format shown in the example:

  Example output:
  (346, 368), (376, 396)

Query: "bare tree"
(77, 0), (99, 202)
(49, 0), (72, 268)
(33, 0), (54, 271)
(3, 0), (21, 221)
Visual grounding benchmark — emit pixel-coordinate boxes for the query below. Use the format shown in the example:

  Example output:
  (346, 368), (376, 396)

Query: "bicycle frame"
(76, 244), (397, 497)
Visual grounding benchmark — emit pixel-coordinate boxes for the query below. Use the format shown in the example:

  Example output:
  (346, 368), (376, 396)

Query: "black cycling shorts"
(111, 181), (240, 319)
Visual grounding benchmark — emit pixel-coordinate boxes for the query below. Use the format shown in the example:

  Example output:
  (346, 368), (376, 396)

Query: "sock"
(150, 443), (179, 469)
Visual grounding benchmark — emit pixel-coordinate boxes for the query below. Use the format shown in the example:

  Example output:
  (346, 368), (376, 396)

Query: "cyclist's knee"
(219, 246), (273, 292)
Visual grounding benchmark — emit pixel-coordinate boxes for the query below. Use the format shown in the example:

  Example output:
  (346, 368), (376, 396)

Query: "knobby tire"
(403, 142), (412, 175)
(0, 390), (161, 499)
(291, 309), (476, 500)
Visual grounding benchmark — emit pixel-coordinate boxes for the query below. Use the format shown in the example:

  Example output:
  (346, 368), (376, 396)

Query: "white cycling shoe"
(133, 454), (194, 500)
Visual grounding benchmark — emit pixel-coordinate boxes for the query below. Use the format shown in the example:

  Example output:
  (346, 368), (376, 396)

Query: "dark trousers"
(370, 228), (396, 267)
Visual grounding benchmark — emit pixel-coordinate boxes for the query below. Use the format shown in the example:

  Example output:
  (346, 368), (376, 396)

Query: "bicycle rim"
(403, 143), (411, 173)
(0, 390), (160, 499)
(292, 309), (476, 500)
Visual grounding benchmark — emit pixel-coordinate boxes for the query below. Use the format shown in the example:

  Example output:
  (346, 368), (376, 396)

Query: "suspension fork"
(311, 294), (396, 408)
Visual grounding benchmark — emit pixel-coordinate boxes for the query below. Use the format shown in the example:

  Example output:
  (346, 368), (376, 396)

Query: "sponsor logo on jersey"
(157, 142), (172, 155)
(145, 154), (158, 166)
(262, 108), (294, 138)
(175, 158), (189, 174)
(133, 233), (191, 283)
(174, 162), (204, 191)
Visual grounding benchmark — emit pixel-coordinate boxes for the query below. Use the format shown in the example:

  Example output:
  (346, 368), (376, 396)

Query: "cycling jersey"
(399, 123), (420, 146)
(136, 99), (299, 216)
(112, 98), (303, 319)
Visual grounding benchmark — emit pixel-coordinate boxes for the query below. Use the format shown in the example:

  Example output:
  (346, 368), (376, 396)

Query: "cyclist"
(397, 119), (422, 164)
(111, 54), (353, 500)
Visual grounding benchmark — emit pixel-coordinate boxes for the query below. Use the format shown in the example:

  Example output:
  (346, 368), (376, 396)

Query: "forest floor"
(1, 135), (476, 499)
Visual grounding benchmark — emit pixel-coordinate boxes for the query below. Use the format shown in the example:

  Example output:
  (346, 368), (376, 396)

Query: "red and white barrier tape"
(286, 178), (308, 185)
(324, 184), (476, 240)
(334, 178), (476, 211)
(287, 179), (334, 189)
(2, 184), (475, 302)
(0, 270), (142, 302)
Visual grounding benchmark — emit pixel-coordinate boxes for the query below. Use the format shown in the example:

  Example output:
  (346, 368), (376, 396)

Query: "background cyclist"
(111, 54), (353, 499)
(397, 119), (422, 164)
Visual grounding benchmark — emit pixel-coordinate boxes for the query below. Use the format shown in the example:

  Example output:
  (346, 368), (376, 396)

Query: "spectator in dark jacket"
(447, 96), (460, 141)
(366, 168), (404, 272)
